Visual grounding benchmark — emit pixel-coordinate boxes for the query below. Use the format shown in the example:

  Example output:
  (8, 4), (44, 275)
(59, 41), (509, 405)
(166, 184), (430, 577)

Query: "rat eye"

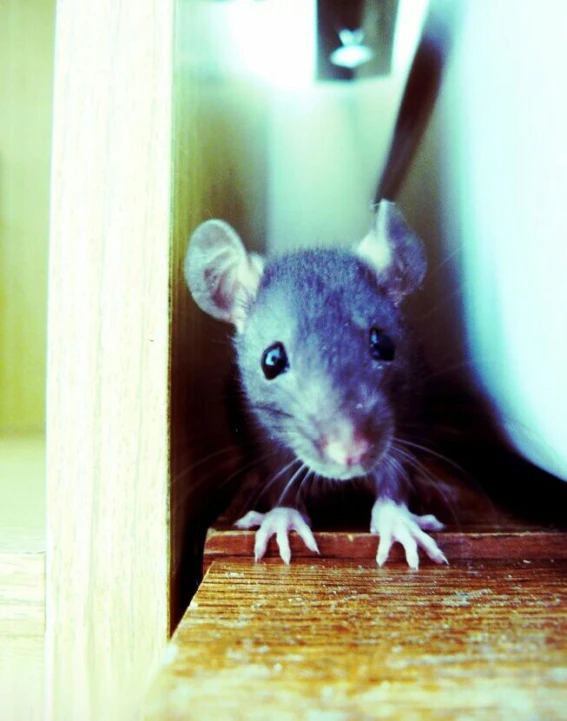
(369, 327), (395, 362)
(261, 341), (289, 380)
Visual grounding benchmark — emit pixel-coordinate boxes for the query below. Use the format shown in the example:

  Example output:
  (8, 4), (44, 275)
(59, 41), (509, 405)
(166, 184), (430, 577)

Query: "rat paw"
(234, 507), (319, 564)
(370, 499), (447, 570)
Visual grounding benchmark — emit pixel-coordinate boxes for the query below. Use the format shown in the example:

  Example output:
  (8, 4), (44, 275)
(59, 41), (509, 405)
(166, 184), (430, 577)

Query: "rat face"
(235, 250), (414, 481)
(185, 202), (427, 482)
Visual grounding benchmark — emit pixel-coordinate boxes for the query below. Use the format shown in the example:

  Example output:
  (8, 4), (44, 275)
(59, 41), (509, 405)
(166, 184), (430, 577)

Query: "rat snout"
(294, 375), (391, 479)
(314, 417), (384, 480)
(321, 433), (371, 469)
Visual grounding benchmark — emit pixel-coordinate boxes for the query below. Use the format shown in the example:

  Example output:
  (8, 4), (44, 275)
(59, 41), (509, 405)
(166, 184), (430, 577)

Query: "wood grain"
(144, 557), (567, 721)
(46, 1), (173, 719)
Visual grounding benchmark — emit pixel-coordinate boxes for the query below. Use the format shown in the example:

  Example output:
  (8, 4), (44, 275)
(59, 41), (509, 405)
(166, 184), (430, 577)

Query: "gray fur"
(185, 201), (431, 515)
(235, 248), (420, 489)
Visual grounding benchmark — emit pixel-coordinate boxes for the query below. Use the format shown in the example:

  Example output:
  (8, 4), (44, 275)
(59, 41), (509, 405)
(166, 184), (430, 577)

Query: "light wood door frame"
(46, 1), (174, 718)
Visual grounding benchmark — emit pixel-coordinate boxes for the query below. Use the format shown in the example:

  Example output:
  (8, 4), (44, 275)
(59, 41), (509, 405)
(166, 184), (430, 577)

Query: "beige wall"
(0, 0), (55, 432)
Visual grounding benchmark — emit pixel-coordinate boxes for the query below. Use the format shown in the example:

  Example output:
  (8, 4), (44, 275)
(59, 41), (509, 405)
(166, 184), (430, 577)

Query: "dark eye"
(369, 327), (395, 362)
(261, 341), (289, 380)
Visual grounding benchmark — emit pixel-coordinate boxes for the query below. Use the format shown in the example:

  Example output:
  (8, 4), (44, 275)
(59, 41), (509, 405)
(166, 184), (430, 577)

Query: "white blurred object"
(444, 0), (567, 481)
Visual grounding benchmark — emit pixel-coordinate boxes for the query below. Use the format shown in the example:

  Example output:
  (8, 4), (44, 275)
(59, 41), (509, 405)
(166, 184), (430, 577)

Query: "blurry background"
(170, 0), (434, 615)
(0, 0), (53, 434)
(0, 1), (55, 716)
(171, 0), (567, 615)
(2, 0), (565, 631)
(0, 0), (54, 563)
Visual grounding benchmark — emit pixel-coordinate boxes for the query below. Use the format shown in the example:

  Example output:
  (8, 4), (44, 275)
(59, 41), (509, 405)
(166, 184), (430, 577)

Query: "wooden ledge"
(204, 526), (567, 573)
(143, 516), (567, 719)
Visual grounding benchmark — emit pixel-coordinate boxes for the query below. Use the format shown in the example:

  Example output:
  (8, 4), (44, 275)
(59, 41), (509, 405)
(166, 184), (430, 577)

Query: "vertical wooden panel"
(46, 1), (173, 719)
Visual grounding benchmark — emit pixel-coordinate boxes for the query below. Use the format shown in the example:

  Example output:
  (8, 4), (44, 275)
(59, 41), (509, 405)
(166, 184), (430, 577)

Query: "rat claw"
(375, 527), (392, 567)
(234, 510), (266, 529)
(371, 499), (447, 568)
(301, 529), (320, 555)
(254, 524), (271, 561)
(237, 507), (317, 563)
(276, 529), (292, 564)
(415, 513), (445, 531)
(291, 514), (320, 555)
(412, 524), (449, 564)
(234, 511), (271, 560)
(397, 528), (419, 570)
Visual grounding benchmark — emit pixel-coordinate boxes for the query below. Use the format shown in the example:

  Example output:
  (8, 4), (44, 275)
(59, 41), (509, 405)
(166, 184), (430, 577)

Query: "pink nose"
(322, 434), (371, 468)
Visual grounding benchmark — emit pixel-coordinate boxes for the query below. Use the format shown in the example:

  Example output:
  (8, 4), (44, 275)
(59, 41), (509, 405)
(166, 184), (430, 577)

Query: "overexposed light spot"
(178, 0), (315, 89)
(330, 29), (374, 70)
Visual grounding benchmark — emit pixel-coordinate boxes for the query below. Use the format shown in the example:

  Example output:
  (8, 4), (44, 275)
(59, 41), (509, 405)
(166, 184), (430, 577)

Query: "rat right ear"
(184, 220), (264, 332)
(355, 200), (427, 305)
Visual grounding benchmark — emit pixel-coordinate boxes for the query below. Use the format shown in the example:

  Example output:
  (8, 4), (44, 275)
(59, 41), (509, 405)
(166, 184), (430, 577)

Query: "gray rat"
(184, 200), (447, 569)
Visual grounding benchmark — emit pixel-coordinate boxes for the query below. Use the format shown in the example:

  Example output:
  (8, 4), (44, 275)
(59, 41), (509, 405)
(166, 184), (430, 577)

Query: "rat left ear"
(355, 200), (427, 305)
(184, 219), (264, 332)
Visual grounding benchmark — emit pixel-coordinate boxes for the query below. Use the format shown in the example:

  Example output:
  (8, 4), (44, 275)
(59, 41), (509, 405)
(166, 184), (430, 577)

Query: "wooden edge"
(203, 528), (567, 574)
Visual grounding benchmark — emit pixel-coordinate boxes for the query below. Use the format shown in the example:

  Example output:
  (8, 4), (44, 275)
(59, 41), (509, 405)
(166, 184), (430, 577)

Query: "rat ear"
(355, 200), (427, 305)
(184, 220), (264, 332)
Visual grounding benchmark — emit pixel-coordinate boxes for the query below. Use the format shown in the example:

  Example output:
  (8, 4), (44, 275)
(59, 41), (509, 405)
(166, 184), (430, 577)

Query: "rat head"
(185, 201), (427, 481)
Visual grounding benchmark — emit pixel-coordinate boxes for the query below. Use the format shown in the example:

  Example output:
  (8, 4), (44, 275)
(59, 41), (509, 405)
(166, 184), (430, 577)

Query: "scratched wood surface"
(144, 549), (567, 721)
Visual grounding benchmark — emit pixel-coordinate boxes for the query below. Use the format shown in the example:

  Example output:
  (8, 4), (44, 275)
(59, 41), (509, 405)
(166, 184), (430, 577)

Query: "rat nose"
(321, 433), (371, 469)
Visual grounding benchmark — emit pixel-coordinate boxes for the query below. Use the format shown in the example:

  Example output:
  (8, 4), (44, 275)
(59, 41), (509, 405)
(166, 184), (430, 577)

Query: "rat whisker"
(415, 283), (464, 323)
(243, 457), (303, 513)
(170, 456), (240, 512)
(391, 444), (463, 528)
(296, 468), (315, 502)
(170, 444), (248, 487)
(424, 243), (464, 283)
(394, 438), (470, 479)
(250, 403), (295, 421)
(172, 447), (278, 510)
(385, 451), (416, 495)
(421, 358), (482, 383)
(258, 458), (302, 498)
(394, 436), (498, 511)
(275, 463), (309, 509)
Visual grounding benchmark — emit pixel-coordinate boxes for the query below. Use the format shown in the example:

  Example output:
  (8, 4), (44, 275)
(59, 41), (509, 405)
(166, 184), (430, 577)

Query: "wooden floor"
(143, 527), (567, 720)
